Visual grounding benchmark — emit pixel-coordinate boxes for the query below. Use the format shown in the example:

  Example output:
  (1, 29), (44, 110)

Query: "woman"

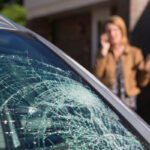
(94, 15), (150, 110)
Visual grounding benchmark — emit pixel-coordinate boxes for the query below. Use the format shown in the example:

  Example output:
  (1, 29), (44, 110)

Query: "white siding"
(25, 0), (108, 19)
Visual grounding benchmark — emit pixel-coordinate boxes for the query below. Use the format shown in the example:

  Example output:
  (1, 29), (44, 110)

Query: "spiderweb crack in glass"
(0, 50), (145, 150)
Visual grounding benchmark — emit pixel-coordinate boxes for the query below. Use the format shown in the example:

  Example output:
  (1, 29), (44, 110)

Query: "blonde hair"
(103, 15), (129, 46)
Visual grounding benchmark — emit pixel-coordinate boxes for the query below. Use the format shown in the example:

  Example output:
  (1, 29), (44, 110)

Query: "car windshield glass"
(0, 30), (148, 149)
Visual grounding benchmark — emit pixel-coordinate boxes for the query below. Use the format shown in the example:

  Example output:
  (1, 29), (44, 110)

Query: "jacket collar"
(109, 44), (130, 55)
(123, 45), (130, 54)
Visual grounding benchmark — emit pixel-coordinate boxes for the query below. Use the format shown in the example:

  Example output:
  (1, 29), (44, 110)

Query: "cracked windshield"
(0, 30), (146, 149)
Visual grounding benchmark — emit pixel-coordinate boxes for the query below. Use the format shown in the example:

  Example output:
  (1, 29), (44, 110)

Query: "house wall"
(27, 17), (52, 42)
(52, 13), (92, 70)
(27, 13), (92, 70)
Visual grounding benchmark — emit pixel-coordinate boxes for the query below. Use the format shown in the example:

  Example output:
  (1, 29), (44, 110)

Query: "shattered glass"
(0, 30), (146, 149)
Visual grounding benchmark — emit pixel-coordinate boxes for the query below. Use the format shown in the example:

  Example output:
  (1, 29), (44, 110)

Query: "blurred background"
(0, 0), (26, 25)
(1, 0), (150, 124)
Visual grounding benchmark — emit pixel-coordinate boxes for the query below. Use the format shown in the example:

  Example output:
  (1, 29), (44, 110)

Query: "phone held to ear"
(105, 38), (109, 43)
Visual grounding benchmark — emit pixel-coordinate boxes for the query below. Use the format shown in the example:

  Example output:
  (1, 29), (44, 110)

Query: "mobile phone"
(105, 38), (109, 43)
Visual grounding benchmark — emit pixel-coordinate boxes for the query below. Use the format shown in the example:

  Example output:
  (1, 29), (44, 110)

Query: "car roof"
(0, 14), (150, 147)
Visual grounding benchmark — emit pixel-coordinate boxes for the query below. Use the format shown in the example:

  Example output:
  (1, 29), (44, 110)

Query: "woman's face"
(105, 23), (122, 45)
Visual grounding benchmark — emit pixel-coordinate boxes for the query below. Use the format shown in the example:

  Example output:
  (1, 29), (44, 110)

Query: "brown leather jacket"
(94, 45), (150, 96)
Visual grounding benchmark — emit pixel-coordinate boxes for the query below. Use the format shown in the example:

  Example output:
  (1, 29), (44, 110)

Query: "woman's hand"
(100, 33), (110, 56)
(145, 54), (150, 72)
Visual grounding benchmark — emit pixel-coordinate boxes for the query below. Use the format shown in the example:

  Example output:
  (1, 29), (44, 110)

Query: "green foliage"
(0, 3), (26, 26)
